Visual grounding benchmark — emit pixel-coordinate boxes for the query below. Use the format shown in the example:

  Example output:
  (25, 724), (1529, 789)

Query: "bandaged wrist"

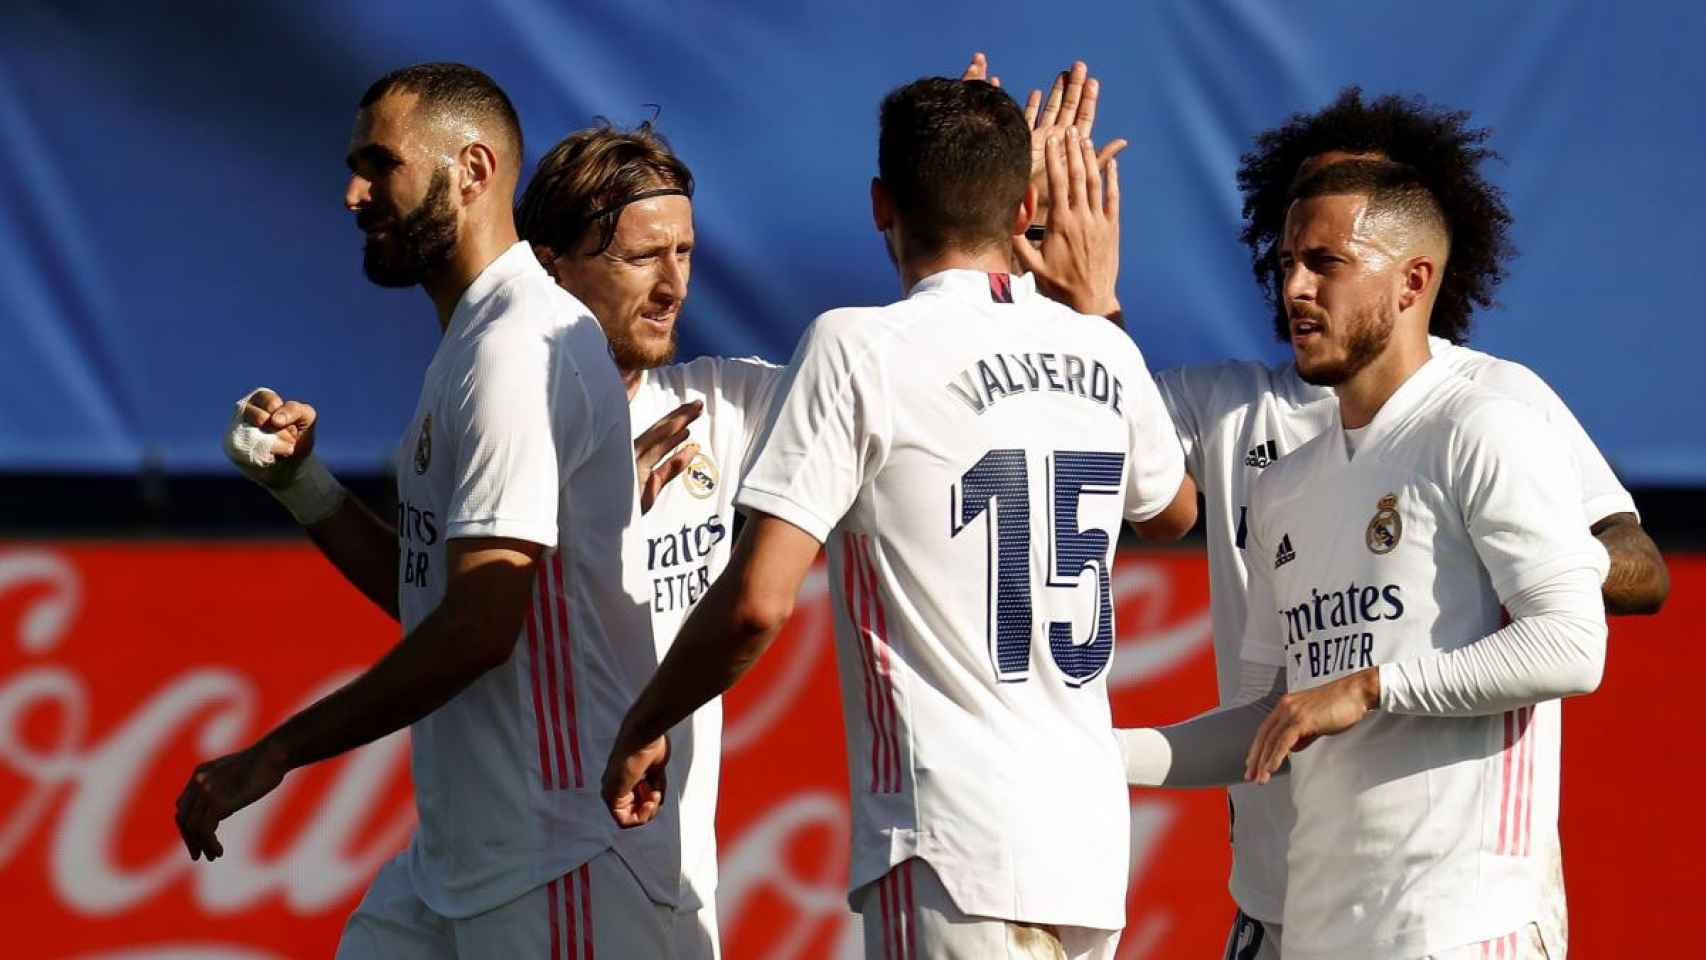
(271, 456), (346, 526)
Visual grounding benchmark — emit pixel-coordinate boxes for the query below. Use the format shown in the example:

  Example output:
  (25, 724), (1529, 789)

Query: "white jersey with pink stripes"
(629, 355), (782, 928)
(389, 242), (666, 919)
(735, 269), (1186, 932)
(1238, 357), (1605, 960)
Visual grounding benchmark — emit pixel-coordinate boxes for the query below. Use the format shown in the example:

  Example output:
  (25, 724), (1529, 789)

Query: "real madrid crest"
(414, 414), (433, 475)
(684, 450), (719, 499)
(1366, 493), (1402, 554)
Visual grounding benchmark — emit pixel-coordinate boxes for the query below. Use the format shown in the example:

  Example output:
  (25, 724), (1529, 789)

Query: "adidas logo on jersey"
(1274, 533), (1296, 569)
(1245, 439), (1280, 468)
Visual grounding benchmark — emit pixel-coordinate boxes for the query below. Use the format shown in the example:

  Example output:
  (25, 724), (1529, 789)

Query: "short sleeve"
(717, 356), (786, 478)
(735, 314), (878, 543)
(442, 332), (574, 545)
(1119, 360), (1188, 523)
(1450, 399), (1611, 603)
(1464, 359), (1636, 525)
(1152, 366), (1203, 481)
(1238, 499), (1286, 669)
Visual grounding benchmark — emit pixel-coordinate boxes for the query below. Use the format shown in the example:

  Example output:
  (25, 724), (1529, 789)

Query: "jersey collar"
(907, 268), (1038, 304)
(1334, 353), (1455, 461)
(448, 241), (543, 335)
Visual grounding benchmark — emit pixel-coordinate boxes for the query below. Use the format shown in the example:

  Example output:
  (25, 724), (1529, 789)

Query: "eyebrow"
(345, 143), (404, 172)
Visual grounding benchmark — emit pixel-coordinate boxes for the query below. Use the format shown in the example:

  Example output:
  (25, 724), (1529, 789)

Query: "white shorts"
(1222, 908), (1281, 960)
(336, 848), (672, 959)
(853, 858), (1118, 960)
(1427, 923), (1552, 960)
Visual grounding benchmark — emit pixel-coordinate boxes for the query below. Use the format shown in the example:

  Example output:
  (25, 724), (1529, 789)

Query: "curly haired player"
(1127, 89), (1667, 960)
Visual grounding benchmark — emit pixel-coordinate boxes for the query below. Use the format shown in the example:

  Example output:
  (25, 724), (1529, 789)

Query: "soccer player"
(514, 122), (783, 959)
(1126, 160), (1608, 959)
(173, 64), (672, 957)
(1145, 89), (1668, 960)
(603, 76), (1196, 958)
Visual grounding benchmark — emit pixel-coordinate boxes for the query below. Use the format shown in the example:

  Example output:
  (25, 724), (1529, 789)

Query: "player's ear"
(459, 141), (498, 204)
(871, 177), (895, 232)
(1398, 255), (1436, 312)
(1011, 182), (1038, 238)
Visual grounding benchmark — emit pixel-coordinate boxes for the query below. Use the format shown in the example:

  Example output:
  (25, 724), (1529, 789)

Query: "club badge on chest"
(1367, 493), (1402, 555)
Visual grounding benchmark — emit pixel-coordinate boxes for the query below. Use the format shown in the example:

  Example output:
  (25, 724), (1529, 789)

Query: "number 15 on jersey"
(950, 448), (1126, 687)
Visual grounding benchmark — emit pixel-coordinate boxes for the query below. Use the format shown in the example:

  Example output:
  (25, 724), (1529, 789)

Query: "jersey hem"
(734, 486), (835, 543)
(445, 517), (558, 545)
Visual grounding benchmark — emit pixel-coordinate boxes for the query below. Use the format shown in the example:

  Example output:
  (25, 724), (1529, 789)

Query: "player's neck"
(898, 247), (1014, 296)
(1335, 330), (1431, 429)
(423, 216), (523, 331)
(621, 366), (642, 401)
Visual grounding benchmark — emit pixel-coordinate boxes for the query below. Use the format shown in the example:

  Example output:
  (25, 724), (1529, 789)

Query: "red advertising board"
(0, 543), (1696, 958)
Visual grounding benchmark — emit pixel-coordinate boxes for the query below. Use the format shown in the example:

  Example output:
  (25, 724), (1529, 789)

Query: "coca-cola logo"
(0, 545), (1218, 959)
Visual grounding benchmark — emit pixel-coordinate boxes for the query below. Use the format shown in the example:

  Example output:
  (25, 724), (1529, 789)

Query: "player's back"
(740, 269), (1185, 930)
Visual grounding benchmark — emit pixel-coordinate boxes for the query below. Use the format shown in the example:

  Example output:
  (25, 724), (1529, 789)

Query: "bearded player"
(173, 64), (678, 957)
(510, 60), (1131, 956)
(1126, 89), (1668, 960)
(1124, 161), (1609, 958)
(604, 76), (1196, 958)
(514, 122), (781, 959)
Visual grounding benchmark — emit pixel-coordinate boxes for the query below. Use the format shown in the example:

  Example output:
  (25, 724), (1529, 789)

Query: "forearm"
(306, 496), (401, 620)
(1380, 567), (1606, 717)
(1593, 513), (1669, 615)
(261, 600), (497, 769)
(617, 573), (779, 750)
(1119, 661), (1282, 787)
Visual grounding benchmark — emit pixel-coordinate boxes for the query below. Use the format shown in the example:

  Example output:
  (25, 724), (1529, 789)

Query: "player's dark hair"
(361, 62), (524, 170)
(878, 77), (1030, 258)
(1289, 159), (1450, 242)
(1238, 87), (1514, 345)
(515, 121), (695, 258)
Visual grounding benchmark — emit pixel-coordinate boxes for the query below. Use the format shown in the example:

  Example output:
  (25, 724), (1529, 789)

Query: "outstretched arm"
(603, 514), (822, 827)
(174, 536), (541, 860)
(1119, 660), (1285, 788)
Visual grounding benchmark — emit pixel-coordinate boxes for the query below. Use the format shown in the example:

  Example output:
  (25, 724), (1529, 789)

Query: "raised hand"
(174, 740), (290, 861)
(602, 734), (669, 828)
(222, 387), (319, 489)
(1023, 61), (1127, 194)
(635, 400), (703, 514)
(958, 51), (1000, 89)
(1012, 127), (1122, 319)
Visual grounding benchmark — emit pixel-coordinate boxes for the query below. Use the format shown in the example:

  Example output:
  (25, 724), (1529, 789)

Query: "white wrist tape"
(271, 456), (346, 526)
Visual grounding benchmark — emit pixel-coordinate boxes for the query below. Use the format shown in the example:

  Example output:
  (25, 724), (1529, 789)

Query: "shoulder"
(1155, 357), (1300, 414)
(1434, 341), (1562, 415)
(1428, 375), (1552, 460)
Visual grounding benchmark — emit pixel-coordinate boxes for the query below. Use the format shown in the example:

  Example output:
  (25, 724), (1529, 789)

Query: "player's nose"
(344, 174), (371, 213)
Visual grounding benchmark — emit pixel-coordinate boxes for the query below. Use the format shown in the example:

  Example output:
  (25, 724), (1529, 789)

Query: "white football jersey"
(1154, 335), (1635, 923)
(630, 355), (783, 913)
(1239, 357), (1606, 959)
(736, 269), (1186, 930)
(391, 242), (669, 917)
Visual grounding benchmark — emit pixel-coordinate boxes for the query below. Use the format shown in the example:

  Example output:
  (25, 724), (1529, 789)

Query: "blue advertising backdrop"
(3, 1), (1702, 482)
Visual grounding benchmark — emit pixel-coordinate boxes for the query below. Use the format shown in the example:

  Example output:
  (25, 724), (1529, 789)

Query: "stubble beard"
(608, 321), (678, 374)
(362, 168), (458, 289)
(1296, 296), (1396, 388)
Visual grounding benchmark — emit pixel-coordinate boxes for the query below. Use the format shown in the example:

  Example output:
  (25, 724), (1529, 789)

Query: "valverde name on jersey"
(946, 350), (1126, 416)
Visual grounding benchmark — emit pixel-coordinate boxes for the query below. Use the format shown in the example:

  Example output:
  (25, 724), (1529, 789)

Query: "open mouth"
(1290, 317), (1324, 342)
